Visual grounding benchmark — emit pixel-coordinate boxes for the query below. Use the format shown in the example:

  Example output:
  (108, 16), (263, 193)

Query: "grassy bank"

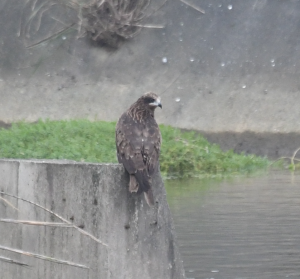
(0, 120), (270, 178)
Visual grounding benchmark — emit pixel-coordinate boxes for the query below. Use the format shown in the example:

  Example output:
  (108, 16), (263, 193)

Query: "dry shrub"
(80, 0), (151, 48)
(22, 0), (165, 49)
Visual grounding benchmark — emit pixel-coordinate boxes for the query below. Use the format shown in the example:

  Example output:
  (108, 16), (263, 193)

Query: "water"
(166, 171), (300, 279)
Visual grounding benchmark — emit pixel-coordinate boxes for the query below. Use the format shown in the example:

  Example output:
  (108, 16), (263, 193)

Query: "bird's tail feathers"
(135, 170), (151, 194)
(129, 175), (139, 193)
(132, 170), (154, 206)
(144, 189), (154, 206)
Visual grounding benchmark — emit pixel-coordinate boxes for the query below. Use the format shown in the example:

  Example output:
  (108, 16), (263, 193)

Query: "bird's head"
(128, 92), (162, 120)
(142, 92), (162, 110)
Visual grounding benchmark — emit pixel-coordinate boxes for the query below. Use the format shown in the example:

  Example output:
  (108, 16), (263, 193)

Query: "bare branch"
(0, 245), (89, 269)
(0, 256), (30, 267)
(126, 23), (164, 28)
(0, 192), (108, 247)
(291, 147), (300, 171)
(180, 0), (205, 14)
(0, 196), (19, 211)
(0, 219), (73, 227)
(25, 23), (76, 48)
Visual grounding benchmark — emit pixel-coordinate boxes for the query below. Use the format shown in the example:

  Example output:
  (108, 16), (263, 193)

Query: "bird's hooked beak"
(150, 98), (162, 109)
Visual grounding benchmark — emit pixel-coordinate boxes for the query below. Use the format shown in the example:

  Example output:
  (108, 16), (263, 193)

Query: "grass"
(0, 119), (270, 179)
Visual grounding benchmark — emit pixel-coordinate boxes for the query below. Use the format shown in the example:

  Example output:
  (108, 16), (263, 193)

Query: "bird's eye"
(146, 97), (155, 103)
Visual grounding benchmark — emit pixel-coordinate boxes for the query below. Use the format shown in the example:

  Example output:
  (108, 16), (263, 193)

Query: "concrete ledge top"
(0, 158), (122, 167)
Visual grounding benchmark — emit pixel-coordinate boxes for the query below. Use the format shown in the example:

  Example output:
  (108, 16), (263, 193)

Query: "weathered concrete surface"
(1, 0), (300, 133)
(0, 159), (185, 279)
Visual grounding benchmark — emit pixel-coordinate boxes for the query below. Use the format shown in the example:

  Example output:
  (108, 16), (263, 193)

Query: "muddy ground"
(201, 131), (300, 159)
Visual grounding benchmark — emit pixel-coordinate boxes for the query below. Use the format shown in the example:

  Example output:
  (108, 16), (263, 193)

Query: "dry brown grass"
(80, 0), (151, 47)
(23, 0), (166, 48)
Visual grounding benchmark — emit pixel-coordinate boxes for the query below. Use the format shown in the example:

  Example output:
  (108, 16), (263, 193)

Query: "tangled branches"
(22, 0), (165, 49)
(80, 0), (152, 47)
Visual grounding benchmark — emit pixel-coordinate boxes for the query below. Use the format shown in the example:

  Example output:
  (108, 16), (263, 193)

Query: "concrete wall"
(1, 0), (300, 132)
(0, 159), (185, 279)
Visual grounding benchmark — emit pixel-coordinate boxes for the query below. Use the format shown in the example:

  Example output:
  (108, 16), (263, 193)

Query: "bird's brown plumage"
(116, 92), (162, 206)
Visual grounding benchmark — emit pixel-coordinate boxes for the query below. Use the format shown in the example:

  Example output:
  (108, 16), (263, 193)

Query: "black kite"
(116, 92), (162, 206)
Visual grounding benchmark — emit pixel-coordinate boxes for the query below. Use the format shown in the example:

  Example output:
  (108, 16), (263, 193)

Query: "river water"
(165, 171), (300, 279)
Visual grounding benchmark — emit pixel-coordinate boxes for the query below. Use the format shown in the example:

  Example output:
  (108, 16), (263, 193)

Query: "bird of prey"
(116, 92), (162, 206)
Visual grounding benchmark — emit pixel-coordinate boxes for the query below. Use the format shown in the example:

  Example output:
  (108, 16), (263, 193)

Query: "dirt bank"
(201, 131), (300, 159)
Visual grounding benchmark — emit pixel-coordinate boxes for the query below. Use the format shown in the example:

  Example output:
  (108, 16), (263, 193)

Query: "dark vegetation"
(81, 0), (152, 48)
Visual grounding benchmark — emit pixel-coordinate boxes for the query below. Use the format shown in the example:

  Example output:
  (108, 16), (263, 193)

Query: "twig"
(0, 196), (19, 211)
(125, 23), (165, 29)
(271, 157), (300, 164)
(141, 0), (168, 21)
(28, 1), (51, 22)
(25, 23), (76, 49)
(270, 151), (300, 168)
(0, 245), (89, 269)
(291, 147), (300, 171)
(180, 0), (205, 14)
(35, 4), (57, 32)
(0, 255), (30, 267)
(0, 192), (108, 247)
(0, 219), (73, 227)
(50, 16), (70, 26)
(25, 2), (55, 36)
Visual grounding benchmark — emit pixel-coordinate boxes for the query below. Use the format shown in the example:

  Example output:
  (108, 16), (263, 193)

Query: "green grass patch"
(0, 120), (270, 178)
